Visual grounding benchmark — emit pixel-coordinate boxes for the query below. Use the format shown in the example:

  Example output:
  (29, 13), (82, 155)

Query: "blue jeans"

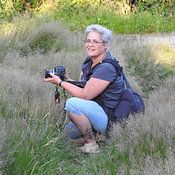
(63, 97), (108, 139)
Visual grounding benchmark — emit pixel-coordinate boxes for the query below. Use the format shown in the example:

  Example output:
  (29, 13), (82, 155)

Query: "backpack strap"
(103, 58), (132, 88)
(81, 56), (123, 84)
(102, 58), (122, 80)
(122, 73), (131, 89)
(82, 57), (92, 65)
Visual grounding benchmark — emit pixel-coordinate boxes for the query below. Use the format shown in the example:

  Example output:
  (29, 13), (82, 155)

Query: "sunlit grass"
(53, 5), (175, 34)
(150, 44), (175, 72)
(0, 23), (16, 36)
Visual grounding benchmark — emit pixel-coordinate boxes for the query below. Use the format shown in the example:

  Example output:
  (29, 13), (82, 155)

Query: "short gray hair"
(85, 24), (112, 49)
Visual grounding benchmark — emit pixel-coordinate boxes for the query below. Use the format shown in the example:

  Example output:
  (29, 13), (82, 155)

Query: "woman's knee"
(64, 97), (84, 115)
(65, 97), (77, 110)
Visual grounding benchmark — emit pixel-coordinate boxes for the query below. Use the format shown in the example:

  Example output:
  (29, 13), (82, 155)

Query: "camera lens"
(45, 69), (54, 78)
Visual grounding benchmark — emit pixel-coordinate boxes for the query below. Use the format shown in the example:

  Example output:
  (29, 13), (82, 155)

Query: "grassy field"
(0, 16), (175, 175)
(54, 8), (175, 34)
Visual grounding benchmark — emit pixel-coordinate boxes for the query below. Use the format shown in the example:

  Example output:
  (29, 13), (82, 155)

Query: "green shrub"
(19, 21), (71, 55)
(128, 53), (173, 95)
(137, 0), (175, 17)
(29, 32), (62, 54)
(122, 42), (174, 95)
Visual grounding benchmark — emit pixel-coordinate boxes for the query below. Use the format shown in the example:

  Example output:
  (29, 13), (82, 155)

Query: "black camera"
(45, 66), (65, 80)
(45, 65), (86, 88)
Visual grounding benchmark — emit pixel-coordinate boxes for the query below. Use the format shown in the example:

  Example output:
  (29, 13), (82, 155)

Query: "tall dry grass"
(0, 17), (175, 174)
(110, 75), (175, 172)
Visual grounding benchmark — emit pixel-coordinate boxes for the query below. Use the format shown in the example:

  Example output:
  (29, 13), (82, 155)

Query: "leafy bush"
(28, 30), (63, 54)
(128, 54), (172, 94)
(122, 42), (174, 95)
(137, 0), (175, 16)
(0, 0), (44, 20)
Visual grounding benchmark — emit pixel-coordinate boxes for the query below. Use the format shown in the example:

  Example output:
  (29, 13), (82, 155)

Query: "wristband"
(58, 80), (62, 87)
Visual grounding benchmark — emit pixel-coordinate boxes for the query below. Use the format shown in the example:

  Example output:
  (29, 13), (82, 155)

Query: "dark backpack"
(102, 59), (145, 117)
(130, 92), (145, 115)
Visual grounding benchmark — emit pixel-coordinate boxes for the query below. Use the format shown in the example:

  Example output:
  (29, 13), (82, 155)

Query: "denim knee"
(64, 97), (84, 115)
(64, 97), (108, 134)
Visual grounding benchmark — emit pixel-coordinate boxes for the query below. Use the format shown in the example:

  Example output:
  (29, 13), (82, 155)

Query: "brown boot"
(78, 142), (100, 154)
(70, 137), (86, 147)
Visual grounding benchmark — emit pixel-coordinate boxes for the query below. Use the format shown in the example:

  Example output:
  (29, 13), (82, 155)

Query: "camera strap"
(54, 86), (61, 105)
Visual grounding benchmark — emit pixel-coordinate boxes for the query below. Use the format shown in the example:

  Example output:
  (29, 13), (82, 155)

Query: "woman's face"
(85, 31), (107, 58)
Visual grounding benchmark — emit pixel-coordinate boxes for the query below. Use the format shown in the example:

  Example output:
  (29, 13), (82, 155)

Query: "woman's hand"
(44, 73), (62, 85)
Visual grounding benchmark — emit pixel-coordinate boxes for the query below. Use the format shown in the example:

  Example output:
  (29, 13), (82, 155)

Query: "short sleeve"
(91, 63), (116, 82)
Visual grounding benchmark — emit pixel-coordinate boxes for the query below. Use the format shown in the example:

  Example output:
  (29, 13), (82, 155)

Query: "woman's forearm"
(61, 81), (85, 98)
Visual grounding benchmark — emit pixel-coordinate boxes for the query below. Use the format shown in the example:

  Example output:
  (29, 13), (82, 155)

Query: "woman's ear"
(104, 43), (108, 50)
